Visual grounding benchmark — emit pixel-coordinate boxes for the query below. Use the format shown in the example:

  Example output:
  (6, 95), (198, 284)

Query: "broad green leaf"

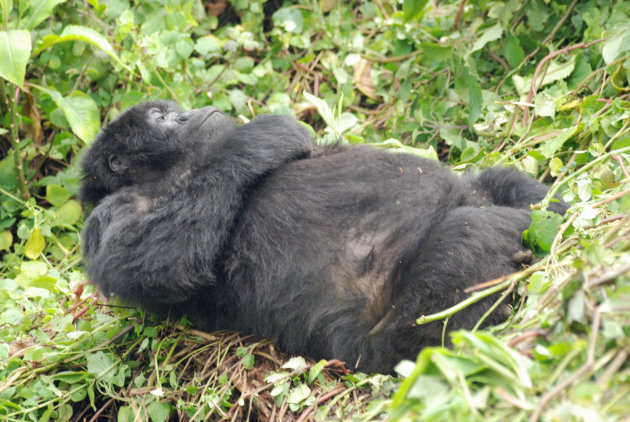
(421, 42), (452, 63)
(22, 0), (67, 30)
(403, 0), (428, 22)
(308, 360), (327, 384)
(503, 32), (525, 67)
(46, 184), (71, 207)
(147, 401), (170, 422)
(241, 353), (255, 369)
(87, 351), (116, 378)
(539, 126), (578, 158)
(282, 356), (308, 371)
(195, 35), (221, 55)
(53, 200), (82, 226)
(602, 22), (630, 65)
(524, 0), (548, 32)
(471, 23), (503, 53)
(0, 30), (32, 88)
(34, 25), (134, 73)
(0, 230), (12, 251)
(512, 57), (575, 95)
(287, 383), (310, 405)
(272, 7), (304, 34)
(304, 92), (334, 130)
(33, 86), (100, 143)
(25, 228), (46, 259)
(454, 331), (533, 388)
(523, 210), (564, 254)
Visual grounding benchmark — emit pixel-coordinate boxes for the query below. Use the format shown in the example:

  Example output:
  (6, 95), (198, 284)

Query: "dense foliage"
(1, 0), (629, 420)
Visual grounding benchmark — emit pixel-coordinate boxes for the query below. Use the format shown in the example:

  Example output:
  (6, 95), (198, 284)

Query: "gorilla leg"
(359, 206), (531, 373)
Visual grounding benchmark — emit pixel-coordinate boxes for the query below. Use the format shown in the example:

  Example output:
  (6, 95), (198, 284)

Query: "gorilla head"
(80, 101), (566, 373)
(79, 101), (236, 206)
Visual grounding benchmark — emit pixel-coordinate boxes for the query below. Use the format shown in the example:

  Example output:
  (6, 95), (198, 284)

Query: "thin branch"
(523, 39), (605, 126)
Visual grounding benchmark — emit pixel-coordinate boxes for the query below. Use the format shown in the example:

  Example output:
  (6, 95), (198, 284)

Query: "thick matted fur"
(80, 101), (566, 373)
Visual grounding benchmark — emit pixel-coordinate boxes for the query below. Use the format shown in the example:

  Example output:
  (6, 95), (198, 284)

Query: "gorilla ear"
(108, 155), (126, 174)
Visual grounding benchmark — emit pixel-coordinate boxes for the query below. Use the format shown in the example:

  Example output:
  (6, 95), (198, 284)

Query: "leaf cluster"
(1, 0), (630, 420)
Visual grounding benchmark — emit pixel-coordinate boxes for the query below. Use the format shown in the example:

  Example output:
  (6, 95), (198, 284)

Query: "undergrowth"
(1, 0), (629, 420)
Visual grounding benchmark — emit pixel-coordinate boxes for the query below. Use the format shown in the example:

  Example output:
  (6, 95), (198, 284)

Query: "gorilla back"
(81, 101), (567, 373)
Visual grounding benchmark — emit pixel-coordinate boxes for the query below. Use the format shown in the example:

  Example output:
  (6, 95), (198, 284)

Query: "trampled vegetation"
(1, 0), (629, 420)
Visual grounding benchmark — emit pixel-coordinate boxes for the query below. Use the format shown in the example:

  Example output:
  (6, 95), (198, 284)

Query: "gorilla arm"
(83, 114), (313, 308)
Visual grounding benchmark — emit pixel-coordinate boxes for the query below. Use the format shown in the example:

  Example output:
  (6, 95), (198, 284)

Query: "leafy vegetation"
(1, 0), (629, 420)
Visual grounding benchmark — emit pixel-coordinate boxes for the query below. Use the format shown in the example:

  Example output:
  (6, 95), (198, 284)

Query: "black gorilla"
(80, 101), (566, 373)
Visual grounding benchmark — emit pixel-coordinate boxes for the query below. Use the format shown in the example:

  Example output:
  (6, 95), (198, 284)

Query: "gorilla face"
(80, 101), (236, 206)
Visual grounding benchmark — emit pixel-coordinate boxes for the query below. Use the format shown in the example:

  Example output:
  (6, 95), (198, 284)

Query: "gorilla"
(80, 101), (566, 373)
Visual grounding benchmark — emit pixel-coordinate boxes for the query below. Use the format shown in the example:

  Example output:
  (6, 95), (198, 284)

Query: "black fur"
(80, 101), (567, 373)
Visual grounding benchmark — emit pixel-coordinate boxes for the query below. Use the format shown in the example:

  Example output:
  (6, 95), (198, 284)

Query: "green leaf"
(194, 35), (221, 55)
(117, 406), (134, 422)
(272, 8), (304, 34)
(513, 58), (575, 95)
(34, 25), (134, 74)
(147, 401), (170, 422)
(523, 210), (564, 254)
(46, 184), (71, 207)
(53, 200), (82, 226)
(0, 230), (12, 251)
(33, 86), (100, 143)
(287, 383), (311, 405)
(421, 43), (452, 63)
(602, 22), (630, 65)
(242, 353), (255, 370)
(470, 23), (503, 54)
(282, 356), (308, 371)
(403, 0), (428, 22)
(87, 351), (117, 381)
(304, 92), (334, 129)
(503, 32), (525, 68)
(0, 30), (32, 88)
(524, 0), (548, 32)
(24, 228), (45, 259)
(539, 126), (578, 158)
(308, 360), (327, 384)
(21, 0), (67, 30)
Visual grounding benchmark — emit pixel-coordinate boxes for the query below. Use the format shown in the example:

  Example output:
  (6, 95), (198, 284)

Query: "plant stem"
(1, 82), (29, 199)
(416, 278), (514, 325)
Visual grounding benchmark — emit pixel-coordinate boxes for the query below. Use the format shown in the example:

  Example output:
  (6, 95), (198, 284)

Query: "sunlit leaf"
(21, 0), (67, 30)
(471, 23), (503, 53)
(403, 0), (428, 22)
(33, 86), (100, 143)
(539, 126), (578, 158)
(287, 383), (310, 404)
(53, 200), (82, 226)
(0, 30), (31, 88)
(602, 22), (630, 65)
(24, 228), (46, 259)
(0, 230), (12, 251)
(522, 210), (564, 254)
(34, 25), (134, 73)
(147, 401), (170, 422)
(46, 184), (71, 207)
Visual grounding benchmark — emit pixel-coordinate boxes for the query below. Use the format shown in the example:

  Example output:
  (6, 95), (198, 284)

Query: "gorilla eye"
(156, 115), (166, 122)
